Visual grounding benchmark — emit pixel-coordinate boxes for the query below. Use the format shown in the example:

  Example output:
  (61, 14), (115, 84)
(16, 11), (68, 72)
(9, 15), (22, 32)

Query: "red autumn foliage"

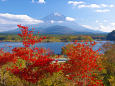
(8, 57), (61, 83)
(0, 48), (15, 67)
(63, 40), (103, 86)
(7, 25), (62, 83)
(17, 24), (46, 47)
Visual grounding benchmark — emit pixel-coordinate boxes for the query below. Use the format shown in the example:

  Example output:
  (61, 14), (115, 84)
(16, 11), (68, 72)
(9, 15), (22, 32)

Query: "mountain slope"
(40, 25), (77, 34)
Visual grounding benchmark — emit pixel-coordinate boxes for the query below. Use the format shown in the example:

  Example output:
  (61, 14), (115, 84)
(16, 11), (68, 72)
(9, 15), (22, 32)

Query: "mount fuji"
(1, 12), (103, 34)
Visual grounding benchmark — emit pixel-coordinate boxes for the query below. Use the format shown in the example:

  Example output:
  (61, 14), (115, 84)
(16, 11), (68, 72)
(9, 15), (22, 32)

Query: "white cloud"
(78, 4), (100, 8)
(0, 13), (44, 31)
(38, 0), (45, 4)
(82, 23), (115, 32)
(101, 4), (114, 8)
(50, 20), (54, 24)
(68, 1), (84, 6)
(110, 4), (114, 8)
(98, 24), (115, 32)
(111, 23), (115, 26)
(58, 21), (63, 23)
(0, 13), (44, 24)
(96, 20), (108, 23)
(92, 4), (101, 8)
(78, 5), (86, 8)
(78, 4), (114, 8)
(82, 25), (93, 29)
(96, 20), (99, 23)
(100, 4), (107, 8)
(32, 0), (35, 3)
(95, 23), (115, 32)
(32, 0), (45, 4)
(82, 24), (101, 31)
(99, 25), (107, 31)
(96, 9), (110, 13)
(104, 20), (108, 22)
(66, 17), (75, 21)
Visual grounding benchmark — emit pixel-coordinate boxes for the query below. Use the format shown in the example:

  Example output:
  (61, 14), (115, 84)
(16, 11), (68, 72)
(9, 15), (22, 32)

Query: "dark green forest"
(0, 34), (107, 42)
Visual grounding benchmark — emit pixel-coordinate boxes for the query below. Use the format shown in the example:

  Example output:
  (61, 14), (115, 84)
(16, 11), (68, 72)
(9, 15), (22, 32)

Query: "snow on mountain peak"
(54, 12), (61, 16)
(42, 12), (65, 21)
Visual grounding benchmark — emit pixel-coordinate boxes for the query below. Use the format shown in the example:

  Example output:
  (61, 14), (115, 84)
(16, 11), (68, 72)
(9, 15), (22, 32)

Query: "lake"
(0, 41), (112, 54)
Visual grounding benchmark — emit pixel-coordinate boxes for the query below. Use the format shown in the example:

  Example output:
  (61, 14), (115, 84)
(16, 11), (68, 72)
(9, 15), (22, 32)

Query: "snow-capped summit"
(42, 12), (65, 22)
(54, 12), (61, 16)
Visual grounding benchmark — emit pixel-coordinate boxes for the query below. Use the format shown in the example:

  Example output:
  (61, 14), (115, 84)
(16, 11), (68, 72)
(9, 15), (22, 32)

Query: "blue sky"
(0, 0), (115, 32)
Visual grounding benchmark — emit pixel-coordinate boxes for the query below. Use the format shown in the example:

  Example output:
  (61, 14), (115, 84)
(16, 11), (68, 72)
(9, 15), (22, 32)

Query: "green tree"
(107, 30), (115, 40)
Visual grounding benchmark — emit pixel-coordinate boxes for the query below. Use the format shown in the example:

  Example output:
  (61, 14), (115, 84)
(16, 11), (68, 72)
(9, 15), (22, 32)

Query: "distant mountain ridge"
(1, 12), (105, 35)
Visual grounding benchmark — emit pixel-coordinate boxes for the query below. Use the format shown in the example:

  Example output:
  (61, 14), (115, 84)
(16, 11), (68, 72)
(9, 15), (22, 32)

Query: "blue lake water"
(0, 41), (112, 54)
